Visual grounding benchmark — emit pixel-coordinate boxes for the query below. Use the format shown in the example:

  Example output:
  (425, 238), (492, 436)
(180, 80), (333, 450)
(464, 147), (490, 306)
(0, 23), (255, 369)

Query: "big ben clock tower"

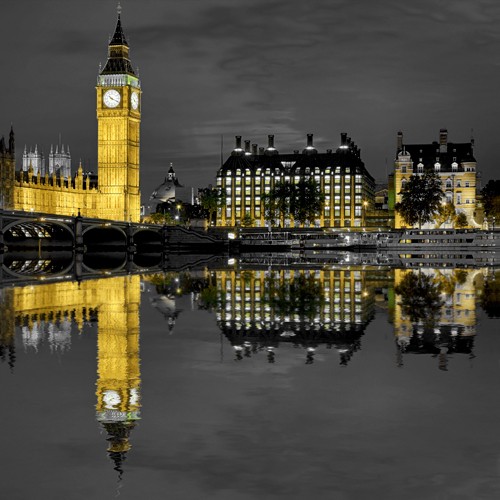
(97, 4), (141, 222)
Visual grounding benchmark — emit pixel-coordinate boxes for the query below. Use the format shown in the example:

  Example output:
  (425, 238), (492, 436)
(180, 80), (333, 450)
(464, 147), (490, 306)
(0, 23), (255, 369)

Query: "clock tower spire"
(97, 5), (141, 222)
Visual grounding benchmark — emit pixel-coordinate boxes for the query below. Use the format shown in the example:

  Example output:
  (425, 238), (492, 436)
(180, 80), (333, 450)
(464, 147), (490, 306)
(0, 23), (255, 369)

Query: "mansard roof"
(401, 142), (476, 169)
(218, 150), (374, 181)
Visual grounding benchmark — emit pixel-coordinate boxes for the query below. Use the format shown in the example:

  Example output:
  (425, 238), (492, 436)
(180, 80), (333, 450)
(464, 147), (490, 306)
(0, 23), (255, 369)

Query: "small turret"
(9, 125), (15, 154)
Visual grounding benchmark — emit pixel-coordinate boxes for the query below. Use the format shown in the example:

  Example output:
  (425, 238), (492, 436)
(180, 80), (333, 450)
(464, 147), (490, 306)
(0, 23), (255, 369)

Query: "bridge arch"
(83, 224), (128, 249)
(2, 218), (74, 244)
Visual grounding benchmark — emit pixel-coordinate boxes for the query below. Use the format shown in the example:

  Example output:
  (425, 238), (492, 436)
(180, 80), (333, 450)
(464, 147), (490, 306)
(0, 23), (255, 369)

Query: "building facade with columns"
(393, 129), (479, 228)
(216, 133), (375, 228)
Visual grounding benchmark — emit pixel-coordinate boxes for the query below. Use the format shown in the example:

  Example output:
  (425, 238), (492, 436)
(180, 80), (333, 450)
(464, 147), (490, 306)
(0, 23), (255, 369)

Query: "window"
(401, 166), (407, 173)
(465, 182), (470, 187)
(434, 162), (441, 172)
(446, 179), (452, 189)
(417, 163), (423, 172)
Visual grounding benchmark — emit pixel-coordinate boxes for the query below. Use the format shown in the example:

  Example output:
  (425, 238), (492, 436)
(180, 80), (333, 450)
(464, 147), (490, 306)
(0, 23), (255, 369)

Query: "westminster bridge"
(0, 208), (226, 284)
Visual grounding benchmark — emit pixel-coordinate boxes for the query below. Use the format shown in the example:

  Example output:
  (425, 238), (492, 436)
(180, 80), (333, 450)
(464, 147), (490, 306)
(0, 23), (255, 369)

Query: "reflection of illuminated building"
(0, 275), (141, 476)
(0, 288), (16, 370)
(392, 268), (483, 369)
(214, 268), (375, 365)
(95, 276), (141, 477)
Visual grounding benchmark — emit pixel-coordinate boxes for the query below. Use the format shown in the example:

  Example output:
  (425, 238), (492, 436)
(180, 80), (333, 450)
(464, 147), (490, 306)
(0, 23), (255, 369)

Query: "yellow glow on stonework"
(2, 38), (141, 223)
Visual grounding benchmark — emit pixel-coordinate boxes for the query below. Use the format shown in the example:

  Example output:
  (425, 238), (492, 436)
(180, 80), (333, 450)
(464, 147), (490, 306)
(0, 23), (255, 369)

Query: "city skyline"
(1, 0), (500, 202)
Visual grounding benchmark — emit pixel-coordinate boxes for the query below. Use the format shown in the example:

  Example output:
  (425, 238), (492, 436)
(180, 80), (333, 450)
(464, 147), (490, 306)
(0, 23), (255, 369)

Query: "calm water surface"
(1, 263), (500, 500)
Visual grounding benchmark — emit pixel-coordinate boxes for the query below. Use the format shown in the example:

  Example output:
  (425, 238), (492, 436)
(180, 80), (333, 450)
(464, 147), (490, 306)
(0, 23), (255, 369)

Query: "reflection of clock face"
(103, 89), (121, 108)
(130, 388), (140, 405)
(103, 390), (121, 409)
(131, 92), (139, 110)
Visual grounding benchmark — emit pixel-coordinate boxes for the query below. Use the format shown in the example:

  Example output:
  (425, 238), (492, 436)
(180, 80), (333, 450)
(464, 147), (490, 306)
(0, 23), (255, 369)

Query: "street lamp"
(362, 200), (368, 227)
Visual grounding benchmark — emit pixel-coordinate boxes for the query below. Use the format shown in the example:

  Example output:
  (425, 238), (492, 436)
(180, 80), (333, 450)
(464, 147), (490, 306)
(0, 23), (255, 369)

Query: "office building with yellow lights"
(216, 133), (375, 228)
(0, 9), (141, 222)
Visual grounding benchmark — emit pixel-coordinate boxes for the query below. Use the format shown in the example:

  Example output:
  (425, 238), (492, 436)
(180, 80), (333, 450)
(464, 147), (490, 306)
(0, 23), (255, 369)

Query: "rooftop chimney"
(231, 136), (243, 156)
(340, 133), (348, 150)
(303, 133), (317, 155)
(252, 143), (258, 155)
(439, 128), (448, 153)
(265, 134), (278, 155)
(244, 140), (251, 155)
(397, 131), (403, 152)
(259, 147), (265, 155)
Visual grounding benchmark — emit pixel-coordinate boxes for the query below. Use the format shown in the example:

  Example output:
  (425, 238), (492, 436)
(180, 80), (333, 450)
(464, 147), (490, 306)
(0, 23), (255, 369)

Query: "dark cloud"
(1, 0), (500, 199)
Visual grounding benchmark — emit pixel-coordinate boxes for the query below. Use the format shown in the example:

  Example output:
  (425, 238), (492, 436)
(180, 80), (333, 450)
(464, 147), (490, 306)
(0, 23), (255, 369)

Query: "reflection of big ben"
(96, 5), (141, 222)
(95, 275), (141, 476)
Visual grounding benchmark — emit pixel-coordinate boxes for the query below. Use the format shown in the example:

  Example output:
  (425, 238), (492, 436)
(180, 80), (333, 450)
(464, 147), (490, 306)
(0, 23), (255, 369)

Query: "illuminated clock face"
(131, 91), (139, 110)
(103, 89), (121, 108)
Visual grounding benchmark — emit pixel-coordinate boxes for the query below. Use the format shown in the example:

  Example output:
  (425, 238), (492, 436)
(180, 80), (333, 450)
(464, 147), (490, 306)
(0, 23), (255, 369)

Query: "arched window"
(445, 178), (452, 189)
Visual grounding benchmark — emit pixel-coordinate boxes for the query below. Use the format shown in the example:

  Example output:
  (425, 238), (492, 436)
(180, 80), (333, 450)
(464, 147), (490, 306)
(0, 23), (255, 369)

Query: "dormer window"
(434, 162), (441, 172)
(452, 162), (458, 171)
(417, 163), (424, 172)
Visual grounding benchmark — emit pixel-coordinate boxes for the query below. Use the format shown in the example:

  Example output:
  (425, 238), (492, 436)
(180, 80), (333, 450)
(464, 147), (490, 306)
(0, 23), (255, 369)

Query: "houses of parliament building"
(0, 9), (141, 223)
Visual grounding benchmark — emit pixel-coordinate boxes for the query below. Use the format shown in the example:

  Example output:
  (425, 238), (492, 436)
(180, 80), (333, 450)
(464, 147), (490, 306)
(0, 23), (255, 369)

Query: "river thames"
(1, 260), (500, 499)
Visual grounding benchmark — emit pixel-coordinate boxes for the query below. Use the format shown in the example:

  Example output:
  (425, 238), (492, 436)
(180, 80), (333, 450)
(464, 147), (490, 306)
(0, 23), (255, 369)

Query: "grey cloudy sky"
(1, 0), (500, 201)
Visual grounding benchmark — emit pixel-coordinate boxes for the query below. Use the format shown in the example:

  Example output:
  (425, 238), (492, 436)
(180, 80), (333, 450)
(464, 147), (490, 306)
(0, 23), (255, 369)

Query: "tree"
(292, 179), (325, 225)
(395, 172), (444, 228)
(263, 179), (325, 227)
(395, 271), (444, 328)
(454, 212), (468, 228)
(199, 187), (225, 226)
(480, 271), (500, 318)
(434, 202), (456, 228)
(481, 180), (500, 228)
(241, 212), (254, 227)
(263, 181), (294, 226)
(147, 211), (175, 225)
